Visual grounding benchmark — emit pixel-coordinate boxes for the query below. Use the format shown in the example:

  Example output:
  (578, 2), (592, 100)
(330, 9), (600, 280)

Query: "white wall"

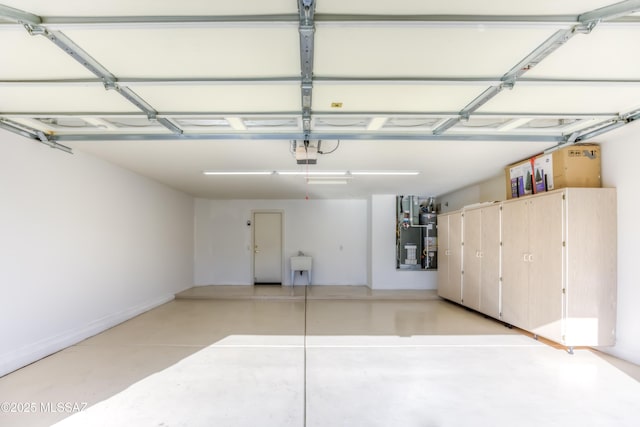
(598, 122), (640, 365)
(0, 131), (194, 377)
(195, 198), (368, 285)
(438, 174), (505, 213)
(437, 130), (640, 366)
(370, 195), (437, 290)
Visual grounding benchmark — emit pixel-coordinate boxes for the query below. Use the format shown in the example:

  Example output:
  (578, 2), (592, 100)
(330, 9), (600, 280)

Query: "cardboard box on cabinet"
(505, 158), (534, 199)
(553, 144), (601, 190)
(504, 144), (601, 200)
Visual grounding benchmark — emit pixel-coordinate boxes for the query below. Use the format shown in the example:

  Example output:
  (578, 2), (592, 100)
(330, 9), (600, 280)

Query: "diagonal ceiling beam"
(27, 27), (183, 135)
(0, 118), (73, 153)
(298, 0), (316, 139)
(433, 0), (640, 136)
(0, 4), (183, 136)
(579, 0), (640, 23)
(0, 4), (41, 25)
(0, 119), (40, 140)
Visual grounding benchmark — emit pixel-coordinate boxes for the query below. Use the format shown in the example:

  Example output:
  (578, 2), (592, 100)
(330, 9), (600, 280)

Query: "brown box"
(552, 144), (601, 190)
(504, 143), (601, 200)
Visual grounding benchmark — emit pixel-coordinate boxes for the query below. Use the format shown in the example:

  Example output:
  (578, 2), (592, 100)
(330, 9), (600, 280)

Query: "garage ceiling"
(2, 1), (640, 198)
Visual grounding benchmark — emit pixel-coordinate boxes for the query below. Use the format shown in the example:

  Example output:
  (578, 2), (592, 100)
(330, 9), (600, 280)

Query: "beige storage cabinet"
(501, 191), (565, 339)
(502, 188), (616, 347)
(438, 188), (617, 349)
(437, 211), (462, 303)
(461, 204), (501, 318)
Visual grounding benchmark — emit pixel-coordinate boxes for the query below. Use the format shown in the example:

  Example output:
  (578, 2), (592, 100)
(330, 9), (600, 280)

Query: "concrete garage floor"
(1, 286), (639, 427)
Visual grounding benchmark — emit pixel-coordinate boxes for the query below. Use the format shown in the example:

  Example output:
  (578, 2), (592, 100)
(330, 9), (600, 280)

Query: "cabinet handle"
(479, 251), (484, 258)
(528, 254), (534, 262)
(523, 253), (529, 262)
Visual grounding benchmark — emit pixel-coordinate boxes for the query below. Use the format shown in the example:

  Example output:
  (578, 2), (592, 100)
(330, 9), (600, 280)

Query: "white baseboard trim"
(0, 294), (174, 378)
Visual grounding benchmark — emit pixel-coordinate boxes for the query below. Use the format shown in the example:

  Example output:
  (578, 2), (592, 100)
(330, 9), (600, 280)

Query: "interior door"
(253, 212), (282, 284)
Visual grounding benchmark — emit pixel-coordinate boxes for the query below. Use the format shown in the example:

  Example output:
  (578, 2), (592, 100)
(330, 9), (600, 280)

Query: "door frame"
(252, 209), (285, 285)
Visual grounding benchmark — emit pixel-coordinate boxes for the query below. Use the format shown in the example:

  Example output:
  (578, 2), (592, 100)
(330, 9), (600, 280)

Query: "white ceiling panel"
(3, 0), (640, 200)
(478, 85), (640, 114)
(64, 138), (554, 199)
(0, 0), (296, 16)
(315, 25), (560, 77)
(317, 0), (615, 15)
(1, 28), (95, 79)
(312, 84), (488, 112)
(526, 26), (640, 79)
(130, 85), (300, 112)
(0, 86), (139, 112)
(64, 27), (300, 78)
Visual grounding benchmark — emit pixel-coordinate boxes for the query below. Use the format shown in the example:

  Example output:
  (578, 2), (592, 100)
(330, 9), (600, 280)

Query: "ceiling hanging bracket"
(501, 79), (516, 90)
(566, 131), (581, 143)
(103, 80), (117, 91)
(23, 23), (46, 36)
(574, 21), (598, 35)
(36, 130), (51, 144)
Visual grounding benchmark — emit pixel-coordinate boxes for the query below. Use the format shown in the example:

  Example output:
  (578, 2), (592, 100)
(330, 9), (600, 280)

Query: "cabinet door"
(437, 214), (451, 299)
(501, 200), (530, 328)
(528, 192), (564, 341)
(449, 212), (463, 303)
(480, 205), (501, 318)
(462, 209), (482, 310)
(437, 212), (462, 302)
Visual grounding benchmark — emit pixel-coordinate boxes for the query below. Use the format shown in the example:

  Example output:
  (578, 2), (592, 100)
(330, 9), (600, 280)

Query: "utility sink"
(290, 256), (312, 285)
(291, 256), (312, 270)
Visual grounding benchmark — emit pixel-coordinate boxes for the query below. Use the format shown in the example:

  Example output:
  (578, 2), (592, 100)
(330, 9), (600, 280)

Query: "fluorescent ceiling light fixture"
(277, 171), (348, 176)
(350, 171), (420, 176)
(225, 117), (247, 131)
(367, 117), (388, 131)
(498, 118), (533, 132)
(306, 179), (348, 185)
(204, 170), (419, 176)
(203, 171), (273, 175)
